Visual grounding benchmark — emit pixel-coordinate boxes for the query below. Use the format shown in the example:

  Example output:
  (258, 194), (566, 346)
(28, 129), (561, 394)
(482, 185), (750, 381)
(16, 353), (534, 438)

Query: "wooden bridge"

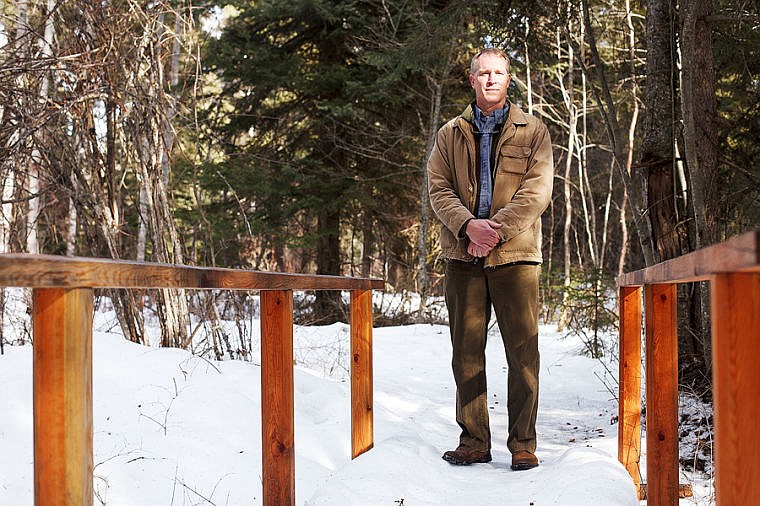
(0, 255), (383, 506)
(2, 230), (759, 505)
(617, 229), (760, 505)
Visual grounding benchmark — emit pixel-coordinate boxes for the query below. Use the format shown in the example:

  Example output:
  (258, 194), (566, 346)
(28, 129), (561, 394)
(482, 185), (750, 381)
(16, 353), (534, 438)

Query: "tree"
(352, 1), (476, 317)
(0, 0), (200, 346)
(206, 0), (452, 321)
(641, 0), (688, 263)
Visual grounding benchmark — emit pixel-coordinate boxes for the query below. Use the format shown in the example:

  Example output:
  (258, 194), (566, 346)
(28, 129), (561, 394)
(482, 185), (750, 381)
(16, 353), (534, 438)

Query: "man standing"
(427, 47), (554, 471)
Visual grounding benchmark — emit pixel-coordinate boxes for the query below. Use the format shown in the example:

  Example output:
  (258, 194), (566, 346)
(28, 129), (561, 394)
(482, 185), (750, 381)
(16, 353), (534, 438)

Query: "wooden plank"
(711, 273), (760, 505)
(350, 290), (374, 458)
(260, 290), (295, 506)
(618, 229), (760, 286)
(618, 286), (642, 489)
(0, 254), (384, 291)
(33, 288), (94, 506)
(644, 283), (679, 506)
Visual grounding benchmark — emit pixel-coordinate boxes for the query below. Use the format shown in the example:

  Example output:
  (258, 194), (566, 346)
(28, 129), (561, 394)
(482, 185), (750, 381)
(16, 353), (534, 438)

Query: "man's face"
(469, 53), (510, 114)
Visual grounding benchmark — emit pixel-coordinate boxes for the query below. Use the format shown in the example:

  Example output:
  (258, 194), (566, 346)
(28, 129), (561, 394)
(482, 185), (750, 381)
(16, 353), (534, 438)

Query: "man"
(427, 47), (553, 471)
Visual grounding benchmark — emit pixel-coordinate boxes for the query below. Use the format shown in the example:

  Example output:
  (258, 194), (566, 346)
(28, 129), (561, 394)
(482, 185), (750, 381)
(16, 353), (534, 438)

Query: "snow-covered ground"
(0, 293), (712, 505)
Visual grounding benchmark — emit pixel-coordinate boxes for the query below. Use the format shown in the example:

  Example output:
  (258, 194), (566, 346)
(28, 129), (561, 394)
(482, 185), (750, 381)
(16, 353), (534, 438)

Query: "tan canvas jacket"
(428, 102), (554, 267)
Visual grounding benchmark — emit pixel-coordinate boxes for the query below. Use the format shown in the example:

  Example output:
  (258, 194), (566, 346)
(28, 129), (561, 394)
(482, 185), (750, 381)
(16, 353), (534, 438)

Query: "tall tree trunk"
(642, 0), (714, 390)
(619, 0), (640, 277)
(26, 0), (56, 254)
(642, 0), (686, 262)
(681, 0), (719, 381)
(417, 79), (442, 319)
(524, 20), (533, 115)
(681, 0), (719, 248)
(577, 15), (598, 269)
(558, 21), (576, 333)
(137, 7), (189, 348)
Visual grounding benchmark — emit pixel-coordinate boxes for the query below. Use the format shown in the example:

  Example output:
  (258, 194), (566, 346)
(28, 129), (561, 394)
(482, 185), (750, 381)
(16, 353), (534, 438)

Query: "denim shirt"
(472, 104), (509, 218)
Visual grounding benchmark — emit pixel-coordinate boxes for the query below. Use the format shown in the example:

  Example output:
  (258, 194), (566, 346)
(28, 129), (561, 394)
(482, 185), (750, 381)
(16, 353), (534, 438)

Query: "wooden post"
(644, 283), (679, 506)
(711, 273), (760, 505)
(33, 288), (94, 506)
(260, 290), (295, 506)
(350, 289), (374, 458)
(618, 285), (642, 492)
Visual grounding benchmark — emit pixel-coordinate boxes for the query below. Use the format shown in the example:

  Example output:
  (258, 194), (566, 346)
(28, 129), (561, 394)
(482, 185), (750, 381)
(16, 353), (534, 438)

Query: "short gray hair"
(470, 48), (510, 75)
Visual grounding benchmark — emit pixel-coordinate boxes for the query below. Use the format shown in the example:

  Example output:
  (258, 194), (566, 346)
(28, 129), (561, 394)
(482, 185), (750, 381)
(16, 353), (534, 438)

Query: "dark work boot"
(442, 447), (492, 465)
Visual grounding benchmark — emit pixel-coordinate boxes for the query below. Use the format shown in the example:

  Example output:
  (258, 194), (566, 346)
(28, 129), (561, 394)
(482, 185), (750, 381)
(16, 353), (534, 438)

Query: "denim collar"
(472, 103), (509, 134)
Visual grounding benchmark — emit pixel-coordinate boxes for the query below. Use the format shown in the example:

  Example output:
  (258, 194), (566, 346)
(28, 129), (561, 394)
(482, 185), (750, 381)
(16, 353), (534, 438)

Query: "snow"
(0, 294), (707, 505)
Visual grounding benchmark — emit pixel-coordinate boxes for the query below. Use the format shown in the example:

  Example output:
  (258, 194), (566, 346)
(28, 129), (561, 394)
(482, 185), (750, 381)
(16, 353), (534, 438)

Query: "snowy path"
(307, 324), (639, 505)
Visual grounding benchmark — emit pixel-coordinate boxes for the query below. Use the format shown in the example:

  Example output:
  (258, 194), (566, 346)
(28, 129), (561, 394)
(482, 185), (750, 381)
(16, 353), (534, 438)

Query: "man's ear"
(469, 74), (476, 89)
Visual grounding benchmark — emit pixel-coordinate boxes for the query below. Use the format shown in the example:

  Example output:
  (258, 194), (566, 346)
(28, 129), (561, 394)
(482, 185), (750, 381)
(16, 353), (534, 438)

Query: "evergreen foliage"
(0, 0), (758, 343)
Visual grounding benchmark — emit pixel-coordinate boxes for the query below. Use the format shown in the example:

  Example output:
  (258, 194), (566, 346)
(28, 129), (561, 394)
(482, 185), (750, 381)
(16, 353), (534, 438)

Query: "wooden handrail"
(0, 253), (384, 290)
(618, 230), (760, 286)
(617, 229), (760, 505)
(0, 254), (383, 506)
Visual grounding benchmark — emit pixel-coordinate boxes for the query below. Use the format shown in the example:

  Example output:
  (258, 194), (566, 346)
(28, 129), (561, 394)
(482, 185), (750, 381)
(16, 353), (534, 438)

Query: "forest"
(0, 0), (758, 396)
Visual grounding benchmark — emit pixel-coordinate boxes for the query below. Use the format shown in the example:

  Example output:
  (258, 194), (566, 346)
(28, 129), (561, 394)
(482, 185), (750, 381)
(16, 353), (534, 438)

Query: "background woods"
(1, 0), (759, 393)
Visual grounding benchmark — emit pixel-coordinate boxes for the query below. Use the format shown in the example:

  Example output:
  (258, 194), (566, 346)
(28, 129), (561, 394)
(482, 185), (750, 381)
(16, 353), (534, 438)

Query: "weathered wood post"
(644, 283), (679, 506)
(350, 289), (374, 458)
(711, 272), (760, 505)
(618, 285), (642, 494)
(260, 290), (295, 506)
(33, 288), (94, 506)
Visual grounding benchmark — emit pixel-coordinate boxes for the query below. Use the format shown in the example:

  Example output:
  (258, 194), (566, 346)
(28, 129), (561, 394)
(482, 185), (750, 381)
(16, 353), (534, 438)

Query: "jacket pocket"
(494, 145), (532, 202)
(497, 145), (532, 174)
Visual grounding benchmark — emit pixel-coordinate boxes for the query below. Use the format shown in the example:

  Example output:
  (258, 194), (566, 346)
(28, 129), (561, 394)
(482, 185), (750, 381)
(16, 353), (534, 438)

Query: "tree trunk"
(558, 21), (576, 333)
(26, 0), (56, 255)
(681, 0), (719, 381)
(600, 158), (614, 272)
(66, 197), (77, 256)
(681, 0), (719, 248)
(417, 79), (442, 319)
(139, 10), (189, 348)
(313, 207), (343, 324)
(618, 0), (639, 277)
(137, 186), (148, 262)
(361, 211), (372, 278)
(524, 21), (533, 115)
(642, 0), (686, 263)
(68, 104), (146, 345)
(577, 15), (598, 269)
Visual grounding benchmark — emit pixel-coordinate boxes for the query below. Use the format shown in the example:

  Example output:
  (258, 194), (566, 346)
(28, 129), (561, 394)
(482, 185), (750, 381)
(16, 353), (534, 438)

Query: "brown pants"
(445, 260), (540, 454)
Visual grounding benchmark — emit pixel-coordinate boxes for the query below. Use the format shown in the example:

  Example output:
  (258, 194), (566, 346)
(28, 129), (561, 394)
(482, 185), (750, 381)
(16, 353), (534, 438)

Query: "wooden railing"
(617, 229), (760, 505)
(0, 254), (384, 506)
